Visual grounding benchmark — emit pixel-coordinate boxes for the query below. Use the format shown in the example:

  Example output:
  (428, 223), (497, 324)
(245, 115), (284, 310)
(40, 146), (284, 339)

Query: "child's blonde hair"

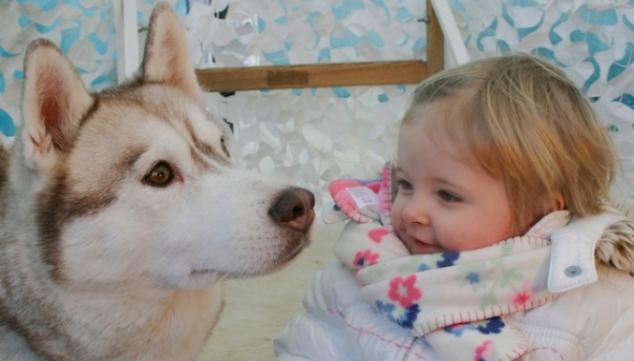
(402, 53), (617, 231)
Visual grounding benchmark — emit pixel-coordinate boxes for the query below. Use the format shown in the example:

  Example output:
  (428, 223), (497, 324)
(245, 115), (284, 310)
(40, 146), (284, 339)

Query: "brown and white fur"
(0, 4), (314, 360)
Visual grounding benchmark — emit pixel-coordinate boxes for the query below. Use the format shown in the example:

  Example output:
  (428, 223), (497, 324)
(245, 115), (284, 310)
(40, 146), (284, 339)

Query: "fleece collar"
(544, 210), (626, 293)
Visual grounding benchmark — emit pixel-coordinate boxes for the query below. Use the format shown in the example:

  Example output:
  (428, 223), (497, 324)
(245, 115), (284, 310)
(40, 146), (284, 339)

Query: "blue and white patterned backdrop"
(451, 0), (634, 199)
(0, 0), (631, 205)
(0, 0), (117, 136)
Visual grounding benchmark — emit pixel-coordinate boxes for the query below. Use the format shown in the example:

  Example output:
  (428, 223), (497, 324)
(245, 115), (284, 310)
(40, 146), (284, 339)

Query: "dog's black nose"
(268, 187), (315, 232)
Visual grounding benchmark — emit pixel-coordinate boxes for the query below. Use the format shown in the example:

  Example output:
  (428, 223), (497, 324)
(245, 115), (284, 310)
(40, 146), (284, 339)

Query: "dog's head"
(15, 4), (314, 289)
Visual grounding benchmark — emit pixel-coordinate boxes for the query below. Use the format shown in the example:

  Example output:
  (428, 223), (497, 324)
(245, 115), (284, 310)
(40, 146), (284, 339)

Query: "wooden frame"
(195, 0), (444, 92)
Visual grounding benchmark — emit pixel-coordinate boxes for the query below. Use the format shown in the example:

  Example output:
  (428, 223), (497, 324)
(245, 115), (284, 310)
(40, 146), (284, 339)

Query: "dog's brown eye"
(144, 161), (174, 187)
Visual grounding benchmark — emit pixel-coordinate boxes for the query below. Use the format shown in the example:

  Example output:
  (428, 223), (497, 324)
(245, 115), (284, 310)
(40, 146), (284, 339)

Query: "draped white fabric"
(0, 0), (631, 211)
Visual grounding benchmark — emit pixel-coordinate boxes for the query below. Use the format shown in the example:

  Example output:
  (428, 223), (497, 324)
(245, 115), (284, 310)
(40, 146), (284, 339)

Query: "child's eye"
(397, 179), (413, 191)
(437, 190), (461, 202)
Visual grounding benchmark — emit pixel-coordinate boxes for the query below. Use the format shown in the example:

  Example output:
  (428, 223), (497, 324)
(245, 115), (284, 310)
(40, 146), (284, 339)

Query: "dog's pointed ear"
(21, 39), (93, 173)
(142, 3), (204, 106)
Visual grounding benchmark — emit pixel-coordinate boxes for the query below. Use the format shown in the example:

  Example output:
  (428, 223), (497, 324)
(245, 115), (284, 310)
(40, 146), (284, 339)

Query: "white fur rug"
(196, 223), (343, 361)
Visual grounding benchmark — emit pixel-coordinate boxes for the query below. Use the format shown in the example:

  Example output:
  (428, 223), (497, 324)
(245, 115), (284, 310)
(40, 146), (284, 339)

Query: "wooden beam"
(196, 60), (427, 92)
(195, 1), (445, 92)
(430, 0), (469, 65)
(426, 0), (444, 75)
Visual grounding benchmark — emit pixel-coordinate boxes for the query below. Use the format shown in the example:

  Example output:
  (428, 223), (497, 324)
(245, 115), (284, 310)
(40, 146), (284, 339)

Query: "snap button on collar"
(564, 265), (582, 277)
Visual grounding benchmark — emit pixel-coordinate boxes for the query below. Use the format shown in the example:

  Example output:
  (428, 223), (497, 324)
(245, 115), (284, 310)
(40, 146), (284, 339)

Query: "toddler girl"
(276, 54), (634, 361)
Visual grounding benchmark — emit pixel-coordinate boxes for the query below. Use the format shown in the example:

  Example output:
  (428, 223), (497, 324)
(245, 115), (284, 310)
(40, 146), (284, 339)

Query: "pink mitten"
(329, 179), (379, 223)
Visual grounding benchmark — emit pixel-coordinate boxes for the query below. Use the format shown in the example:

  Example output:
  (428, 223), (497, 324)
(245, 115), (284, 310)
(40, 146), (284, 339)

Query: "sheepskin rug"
(196, 223), (343, 361)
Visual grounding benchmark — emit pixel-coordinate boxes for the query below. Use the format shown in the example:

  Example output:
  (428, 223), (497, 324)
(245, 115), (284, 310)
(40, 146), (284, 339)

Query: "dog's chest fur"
(0, 284), (222, 361)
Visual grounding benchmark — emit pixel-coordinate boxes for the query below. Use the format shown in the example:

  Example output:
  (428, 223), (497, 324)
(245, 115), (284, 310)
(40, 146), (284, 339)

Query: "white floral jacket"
(275, 211), (634, 361)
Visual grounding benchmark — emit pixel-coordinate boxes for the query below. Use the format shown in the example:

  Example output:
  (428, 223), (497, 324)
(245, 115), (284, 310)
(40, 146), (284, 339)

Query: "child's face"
(391, 101), (516, 254)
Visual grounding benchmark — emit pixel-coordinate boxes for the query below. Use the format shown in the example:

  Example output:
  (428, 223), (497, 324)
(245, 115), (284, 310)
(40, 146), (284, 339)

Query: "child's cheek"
(389, 202), (402, 228)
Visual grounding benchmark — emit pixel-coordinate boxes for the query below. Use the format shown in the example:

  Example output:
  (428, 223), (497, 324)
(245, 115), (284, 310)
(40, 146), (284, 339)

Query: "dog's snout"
(269, 187), (315, 231)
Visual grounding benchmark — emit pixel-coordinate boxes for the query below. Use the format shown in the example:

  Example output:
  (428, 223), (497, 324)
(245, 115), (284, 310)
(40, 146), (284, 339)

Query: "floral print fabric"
(335, 212), (571, 361)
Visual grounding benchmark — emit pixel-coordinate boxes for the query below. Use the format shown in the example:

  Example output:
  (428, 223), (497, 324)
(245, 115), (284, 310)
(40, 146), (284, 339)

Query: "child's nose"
(402, 200), (431, 226)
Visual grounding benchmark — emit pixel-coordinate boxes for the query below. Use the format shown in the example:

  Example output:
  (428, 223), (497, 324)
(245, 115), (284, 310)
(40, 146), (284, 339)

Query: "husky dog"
(0, 4), (314, 360)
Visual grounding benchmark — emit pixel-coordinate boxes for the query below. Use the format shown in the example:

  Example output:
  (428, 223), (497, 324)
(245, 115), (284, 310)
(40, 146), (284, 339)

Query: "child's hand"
(330, 179), (380, 223)
(327, 163), (394, 225)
